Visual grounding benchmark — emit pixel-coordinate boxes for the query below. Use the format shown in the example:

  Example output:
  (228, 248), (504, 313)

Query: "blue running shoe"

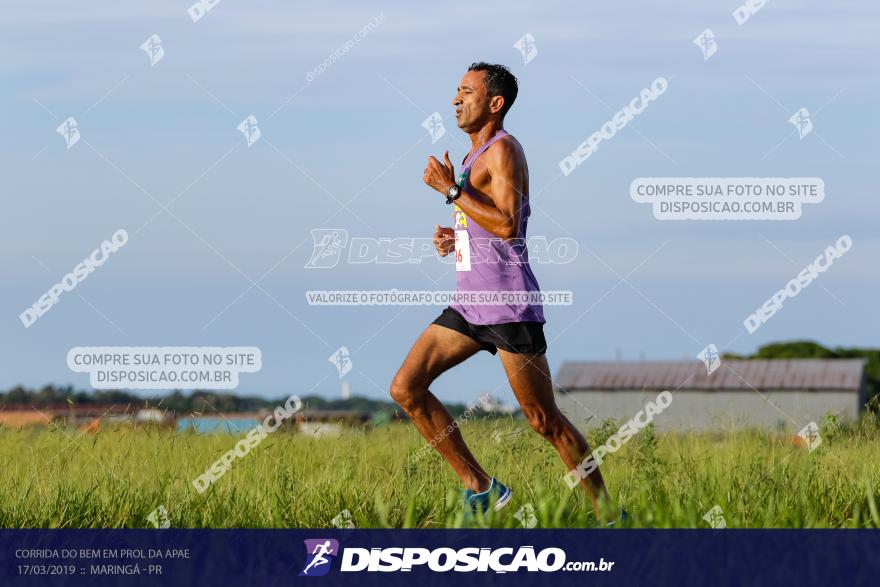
(463, 478), (513, 517)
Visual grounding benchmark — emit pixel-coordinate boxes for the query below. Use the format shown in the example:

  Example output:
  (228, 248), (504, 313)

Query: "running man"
(302, 541), (334, 575)
(390, 62), (610, 519)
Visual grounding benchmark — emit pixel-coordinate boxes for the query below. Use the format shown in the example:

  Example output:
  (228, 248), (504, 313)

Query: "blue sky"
(2, 0), (878, 405)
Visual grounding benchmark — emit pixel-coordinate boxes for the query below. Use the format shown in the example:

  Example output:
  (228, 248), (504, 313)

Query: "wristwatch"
(445, 184), (462, 204)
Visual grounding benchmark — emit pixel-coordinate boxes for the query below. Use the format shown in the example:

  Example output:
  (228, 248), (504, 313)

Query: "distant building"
(134, 408), (173, 425)
(0, 404), (174, 430)
(0, 408), (53, 428)
(554, 359), (868, 431)
(295, 409), (373, 437)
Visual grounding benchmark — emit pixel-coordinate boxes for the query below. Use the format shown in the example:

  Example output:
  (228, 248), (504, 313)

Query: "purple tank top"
(449, 130), (545, 325)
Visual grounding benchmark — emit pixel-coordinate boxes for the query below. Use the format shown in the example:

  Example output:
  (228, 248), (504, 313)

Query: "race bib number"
(455, 229), (471, 272)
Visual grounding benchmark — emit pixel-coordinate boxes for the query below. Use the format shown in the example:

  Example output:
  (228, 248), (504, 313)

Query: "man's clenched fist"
(433, 224), (455, 257)
(423, 151), (456, 195)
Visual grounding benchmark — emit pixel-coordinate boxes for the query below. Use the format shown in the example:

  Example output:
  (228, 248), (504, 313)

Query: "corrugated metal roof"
(555, 359), (866, 392)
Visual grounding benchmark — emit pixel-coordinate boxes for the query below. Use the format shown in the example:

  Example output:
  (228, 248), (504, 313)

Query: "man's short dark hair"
(468, 62), (518, 118)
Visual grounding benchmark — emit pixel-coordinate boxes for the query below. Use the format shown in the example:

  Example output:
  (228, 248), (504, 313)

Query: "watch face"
(445, 185), (460, 204)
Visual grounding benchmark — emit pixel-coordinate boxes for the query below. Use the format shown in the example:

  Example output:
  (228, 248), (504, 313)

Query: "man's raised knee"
(389, 373), (424, 410)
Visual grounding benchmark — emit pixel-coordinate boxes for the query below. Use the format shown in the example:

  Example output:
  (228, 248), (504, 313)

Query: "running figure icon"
(301, 540), (335, 575)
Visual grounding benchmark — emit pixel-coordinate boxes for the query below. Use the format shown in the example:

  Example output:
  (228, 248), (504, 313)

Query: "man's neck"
(468, 121), (504, 151)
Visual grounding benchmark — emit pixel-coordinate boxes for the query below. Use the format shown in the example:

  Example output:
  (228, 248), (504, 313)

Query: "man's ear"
(489, 95), (505, 115)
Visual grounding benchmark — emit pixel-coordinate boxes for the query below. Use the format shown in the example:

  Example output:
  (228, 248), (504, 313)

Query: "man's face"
(453, 70), (498, 132)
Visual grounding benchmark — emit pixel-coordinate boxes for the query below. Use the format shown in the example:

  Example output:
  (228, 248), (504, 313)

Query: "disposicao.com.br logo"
(300, 540), (614, 575)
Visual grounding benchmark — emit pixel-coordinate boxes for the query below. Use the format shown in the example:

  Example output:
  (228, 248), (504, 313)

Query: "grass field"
(2, 416), (880, 529)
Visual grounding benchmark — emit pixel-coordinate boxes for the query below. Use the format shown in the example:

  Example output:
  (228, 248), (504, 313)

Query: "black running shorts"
(431, 306), (547, 355)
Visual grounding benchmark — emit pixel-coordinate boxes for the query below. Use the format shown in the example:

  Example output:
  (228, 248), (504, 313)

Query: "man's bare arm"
(422, 139), (525, 240)
(454, 139), (523, 240)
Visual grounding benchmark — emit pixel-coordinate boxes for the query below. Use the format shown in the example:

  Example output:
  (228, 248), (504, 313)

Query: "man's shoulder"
(484, 134), (525, 164)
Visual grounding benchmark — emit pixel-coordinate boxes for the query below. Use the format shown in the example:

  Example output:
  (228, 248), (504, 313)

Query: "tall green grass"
(1, 416), (878, 528)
